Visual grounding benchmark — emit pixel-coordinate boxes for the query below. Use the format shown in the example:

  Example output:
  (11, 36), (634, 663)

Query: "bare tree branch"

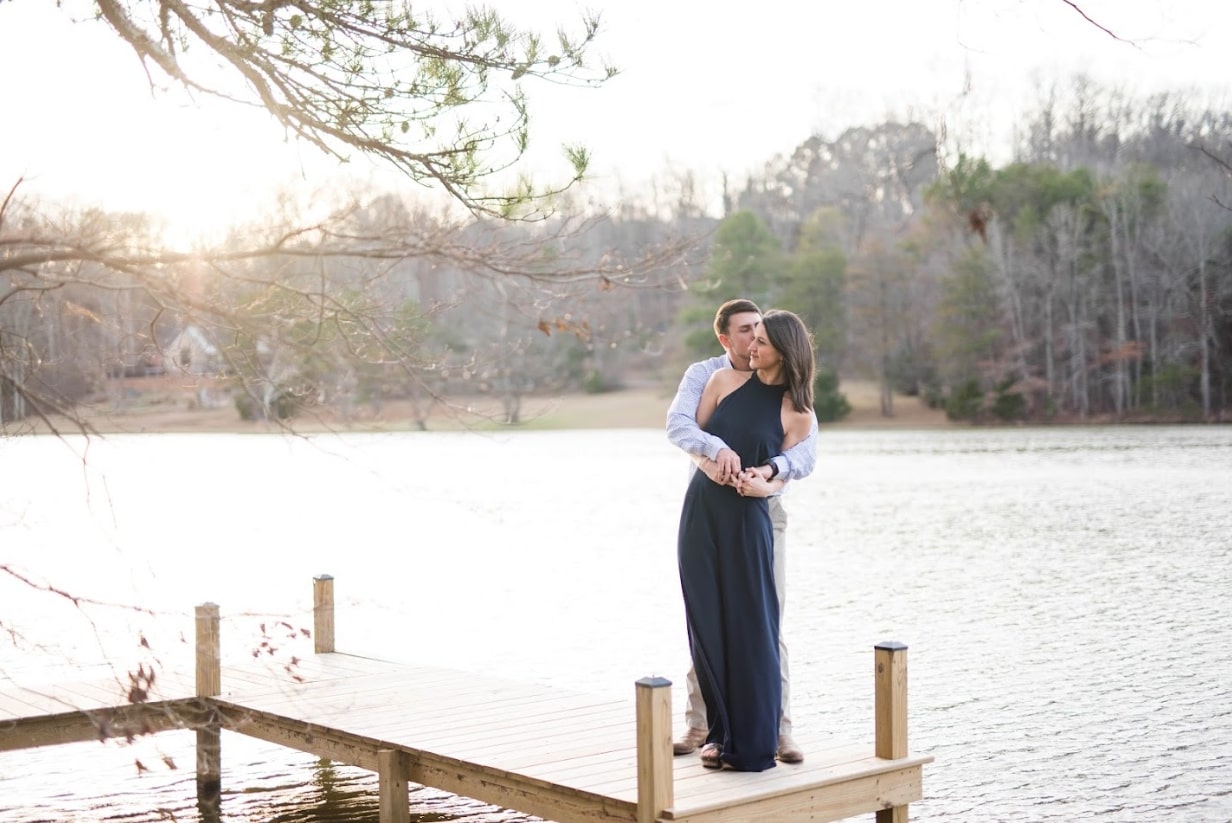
(1058, 0), (1130, 43)
(1197, 144), (1232, 211)
(88, 0), (617, 219)
(1, 563), (158, 616)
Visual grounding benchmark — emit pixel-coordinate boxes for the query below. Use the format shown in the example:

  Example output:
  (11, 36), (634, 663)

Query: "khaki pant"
(682, 495), (791, 735)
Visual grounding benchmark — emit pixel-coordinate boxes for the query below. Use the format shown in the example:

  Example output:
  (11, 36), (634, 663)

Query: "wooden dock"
(1, 576), (932, 822)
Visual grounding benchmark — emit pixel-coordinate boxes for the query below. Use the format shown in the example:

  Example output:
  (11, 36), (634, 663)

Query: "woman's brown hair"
(761, 309), (815, 412)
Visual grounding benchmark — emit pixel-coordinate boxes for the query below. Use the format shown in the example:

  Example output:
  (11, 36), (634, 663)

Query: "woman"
(677, 309), (816, 771)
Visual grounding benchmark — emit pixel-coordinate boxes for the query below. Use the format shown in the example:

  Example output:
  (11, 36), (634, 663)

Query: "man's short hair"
(714, 299), (762, 337)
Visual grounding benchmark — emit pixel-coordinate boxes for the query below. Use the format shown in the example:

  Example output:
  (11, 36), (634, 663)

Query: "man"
(665, 298), (819, 764)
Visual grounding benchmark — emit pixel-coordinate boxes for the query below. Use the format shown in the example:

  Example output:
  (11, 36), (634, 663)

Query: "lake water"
(1, 426), (1230, 822)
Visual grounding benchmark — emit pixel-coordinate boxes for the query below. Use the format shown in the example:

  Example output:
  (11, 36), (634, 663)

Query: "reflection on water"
(1, 426), (1230, 821)
(256, 758), (506, 823)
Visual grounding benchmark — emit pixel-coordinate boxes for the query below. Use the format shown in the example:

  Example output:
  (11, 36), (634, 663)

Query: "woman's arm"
(780, 405), (814, 454)
(746, 409), (815, 491)
(774, 411), (818, 480)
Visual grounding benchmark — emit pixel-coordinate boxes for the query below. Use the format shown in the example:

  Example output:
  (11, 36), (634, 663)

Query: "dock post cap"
(635, 676), (672, 688)
(874, 640), (908, 651)
(314, 574), (334, 581)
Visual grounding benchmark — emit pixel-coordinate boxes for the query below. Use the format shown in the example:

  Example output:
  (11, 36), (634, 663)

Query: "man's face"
(719, 311), (762, 370)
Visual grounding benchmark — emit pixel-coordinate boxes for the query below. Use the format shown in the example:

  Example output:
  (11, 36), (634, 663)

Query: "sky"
(1, 0), (1229, 241)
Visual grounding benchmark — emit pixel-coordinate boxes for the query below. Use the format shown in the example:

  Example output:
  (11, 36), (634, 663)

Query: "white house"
(163, 325), (223, 377)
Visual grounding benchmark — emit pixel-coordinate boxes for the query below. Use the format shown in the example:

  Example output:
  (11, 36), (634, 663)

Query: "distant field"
(39, 376), (952, 434)
(511, 379), (951, 431)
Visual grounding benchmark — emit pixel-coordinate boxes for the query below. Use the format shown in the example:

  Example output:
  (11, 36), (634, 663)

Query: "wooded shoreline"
(20, 375), (1221, 436)
(29, 377), (953, 434)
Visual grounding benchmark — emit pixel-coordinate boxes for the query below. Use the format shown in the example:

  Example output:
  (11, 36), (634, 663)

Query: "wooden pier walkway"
(1, 576), (932, 822)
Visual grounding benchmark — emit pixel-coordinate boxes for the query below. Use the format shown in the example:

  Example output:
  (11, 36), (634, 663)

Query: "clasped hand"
(701, 448), (773, 497)
(734, 467), (773, 497)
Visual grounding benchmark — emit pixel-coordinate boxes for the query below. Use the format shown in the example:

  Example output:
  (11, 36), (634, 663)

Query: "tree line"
(4, 75), (1231, 430)
(685, 79), (1232, 423)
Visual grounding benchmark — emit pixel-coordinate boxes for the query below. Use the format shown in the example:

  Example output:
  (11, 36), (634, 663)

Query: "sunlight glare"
(0, 3), (347, 249)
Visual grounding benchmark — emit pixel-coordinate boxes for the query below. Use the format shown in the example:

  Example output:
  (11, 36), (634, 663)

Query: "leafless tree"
(1, 184), (693, 433)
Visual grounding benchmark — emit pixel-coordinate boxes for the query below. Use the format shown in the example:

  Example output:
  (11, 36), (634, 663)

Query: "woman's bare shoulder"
(708, 368), (749, 388)
(703, 368), (752, 407)
(705, 368), (751, 395)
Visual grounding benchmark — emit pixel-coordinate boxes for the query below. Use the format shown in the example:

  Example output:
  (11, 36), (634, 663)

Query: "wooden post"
(875, 641), (909, 823)
(196, 725), (222, 823)
(195, 603), (221, 823)
(378, 748), (409, 823)
(195, 603), (221, 697)
(635, 676), (673, 823)
(314, 574), (335, 653)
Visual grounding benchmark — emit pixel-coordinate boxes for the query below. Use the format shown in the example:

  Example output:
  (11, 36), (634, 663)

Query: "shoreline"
(28, 376), (1217, 436)
(14, 374), (1217, 433)
(25, 377), (956, 435)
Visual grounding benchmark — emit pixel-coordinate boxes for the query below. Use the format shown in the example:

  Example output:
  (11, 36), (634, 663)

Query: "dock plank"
(2, 650), (931, 823)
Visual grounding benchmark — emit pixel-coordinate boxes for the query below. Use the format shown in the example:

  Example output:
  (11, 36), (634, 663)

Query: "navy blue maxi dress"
(677, 372), (783, 771)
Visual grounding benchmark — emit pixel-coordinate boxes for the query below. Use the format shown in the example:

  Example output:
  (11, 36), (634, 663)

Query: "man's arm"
(767, 409), (819, 482)
(665, 358), (730, 461)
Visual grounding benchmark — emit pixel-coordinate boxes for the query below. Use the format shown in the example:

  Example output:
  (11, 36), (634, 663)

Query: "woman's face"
(748, 323), (782, 371)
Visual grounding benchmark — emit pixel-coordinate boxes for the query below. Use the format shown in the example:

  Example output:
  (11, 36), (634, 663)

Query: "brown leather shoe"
(777, 733), (804, 763)
(672, 726), (708, 755)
